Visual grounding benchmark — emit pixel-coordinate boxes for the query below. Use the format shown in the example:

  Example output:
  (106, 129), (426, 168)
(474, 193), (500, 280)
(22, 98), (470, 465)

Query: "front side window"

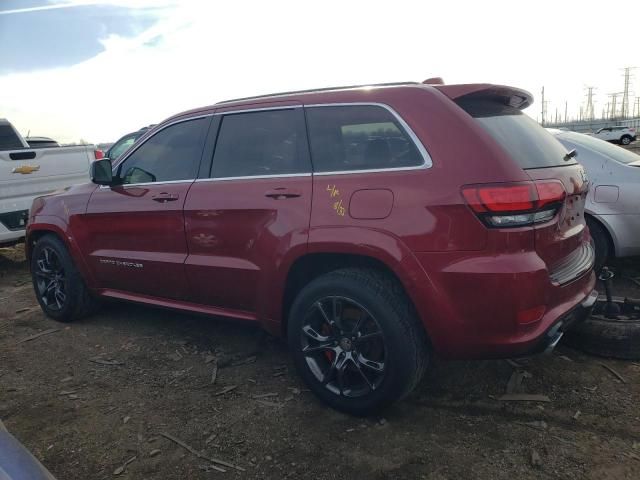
(305, 105), (423, 172)
(211, 109), (309, 178)
(117, 118), (209, 185)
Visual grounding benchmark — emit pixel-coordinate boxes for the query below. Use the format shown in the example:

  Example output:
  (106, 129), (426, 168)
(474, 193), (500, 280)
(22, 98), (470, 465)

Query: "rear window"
(458, 99), (575, 169)
(0, 124), (25, 150)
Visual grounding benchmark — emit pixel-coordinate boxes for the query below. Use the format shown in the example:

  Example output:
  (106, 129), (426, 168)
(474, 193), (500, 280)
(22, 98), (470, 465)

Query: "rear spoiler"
(433, 84), (534, 110)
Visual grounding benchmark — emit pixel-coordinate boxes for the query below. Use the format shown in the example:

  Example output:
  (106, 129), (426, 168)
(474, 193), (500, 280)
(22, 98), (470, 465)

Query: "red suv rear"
(26, 82), (596, 414)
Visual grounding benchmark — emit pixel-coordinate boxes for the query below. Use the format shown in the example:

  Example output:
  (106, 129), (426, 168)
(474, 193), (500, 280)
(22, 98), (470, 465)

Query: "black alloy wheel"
(34, 246), (67, 311)
(301, 296), (386, 398)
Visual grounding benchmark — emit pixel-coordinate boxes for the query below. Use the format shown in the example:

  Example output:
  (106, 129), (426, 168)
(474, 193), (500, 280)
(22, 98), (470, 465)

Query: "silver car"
(548, 129), (640, 268)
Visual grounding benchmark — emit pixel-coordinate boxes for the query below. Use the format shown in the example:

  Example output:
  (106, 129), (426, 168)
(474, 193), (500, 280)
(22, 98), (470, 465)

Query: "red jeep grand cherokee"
(27, 82), (597, 414)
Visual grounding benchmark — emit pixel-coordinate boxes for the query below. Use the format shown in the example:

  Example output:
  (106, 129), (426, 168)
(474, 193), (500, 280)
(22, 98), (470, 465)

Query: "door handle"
(264, 188), (302, 199)
(152, 192), (179, 202)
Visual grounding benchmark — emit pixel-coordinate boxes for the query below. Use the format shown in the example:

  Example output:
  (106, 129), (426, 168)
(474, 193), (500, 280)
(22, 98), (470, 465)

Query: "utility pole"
(555, 108), (559, 124)
(564, 101), (568, 123)
(541, 86), (546, 126)
(579, 106), (583, 121)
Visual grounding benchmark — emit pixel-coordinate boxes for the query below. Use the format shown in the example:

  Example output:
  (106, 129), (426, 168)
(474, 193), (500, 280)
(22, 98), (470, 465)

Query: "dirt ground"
(1, 245), (639, 480)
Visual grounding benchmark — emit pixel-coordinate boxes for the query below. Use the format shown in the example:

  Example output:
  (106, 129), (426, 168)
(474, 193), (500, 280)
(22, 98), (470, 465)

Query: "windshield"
(108, 134), (137, 161)
(457, 99), (575, 169)
(557, 131), (640, 165)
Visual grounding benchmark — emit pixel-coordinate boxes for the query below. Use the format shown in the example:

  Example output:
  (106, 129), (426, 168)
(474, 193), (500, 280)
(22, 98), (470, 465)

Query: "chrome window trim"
(304, 102), (433, 172)
(195, 172), (311, 183)
(111, 113), (214, 170)
(98, 179), (195, 189)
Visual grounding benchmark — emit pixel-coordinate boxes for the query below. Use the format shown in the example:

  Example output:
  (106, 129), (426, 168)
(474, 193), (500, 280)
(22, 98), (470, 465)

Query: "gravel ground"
(1, 245), (639, 479)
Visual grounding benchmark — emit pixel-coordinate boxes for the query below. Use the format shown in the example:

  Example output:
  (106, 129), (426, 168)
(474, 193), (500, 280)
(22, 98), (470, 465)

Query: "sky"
(0, 0), (638, 144)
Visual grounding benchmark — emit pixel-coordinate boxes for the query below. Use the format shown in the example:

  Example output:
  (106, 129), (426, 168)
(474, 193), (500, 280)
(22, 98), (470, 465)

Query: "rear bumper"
(529, 288), (598, 355)
(411, 247), (597, 359)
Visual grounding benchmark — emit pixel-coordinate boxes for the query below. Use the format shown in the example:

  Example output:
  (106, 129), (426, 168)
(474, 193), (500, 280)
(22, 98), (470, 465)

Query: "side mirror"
(91, 159), (113, 185)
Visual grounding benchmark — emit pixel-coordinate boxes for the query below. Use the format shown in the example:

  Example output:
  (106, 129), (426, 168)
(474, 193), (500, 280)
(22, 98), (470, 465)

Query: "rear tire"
(31, 234), (98, 322)
(586, 216), (610, 272)
(620, 135), (632, 145)
(287, 268), (429, 415)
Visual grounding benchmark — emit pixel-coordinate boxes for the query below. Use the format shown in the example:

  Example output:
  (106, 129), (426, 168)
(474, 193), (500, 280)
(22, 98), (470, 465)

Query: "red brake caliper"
(321, 324), (334, 363)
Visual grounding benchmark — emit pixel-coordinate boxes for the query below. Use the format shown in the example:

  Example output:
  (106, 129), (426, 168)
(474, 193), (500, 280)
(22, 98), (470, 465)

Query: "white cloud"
(1, 0), (638, 143)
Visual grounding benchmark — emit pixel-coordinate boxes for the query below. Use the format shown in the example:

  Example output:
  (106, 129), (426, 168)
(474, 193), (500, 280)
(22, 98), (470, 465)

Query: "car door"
(183, 105), (312, 316)
(81, 116), (212, 300)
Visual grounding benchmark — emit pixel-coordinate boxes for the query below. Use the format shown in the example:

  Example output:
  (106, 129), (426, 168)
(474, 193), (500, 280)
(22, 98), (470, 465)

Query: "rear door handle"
(265, 188), (302, 199)
(152, 192), (179, 203)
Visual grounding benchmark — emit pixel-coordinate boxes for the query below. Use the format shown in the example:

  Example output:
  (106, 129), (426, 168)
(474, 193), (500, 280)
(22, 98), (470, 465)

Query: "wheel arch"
(585, 211), (616, 258)
(26, 216), (94, 285)
(277, 241), (435, 345)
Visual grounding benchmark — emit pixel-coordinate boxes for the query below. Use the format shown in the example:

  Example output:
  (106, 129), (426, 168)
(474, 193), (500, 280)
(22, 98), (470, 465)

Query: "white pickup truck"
(0, 119), (99, 246)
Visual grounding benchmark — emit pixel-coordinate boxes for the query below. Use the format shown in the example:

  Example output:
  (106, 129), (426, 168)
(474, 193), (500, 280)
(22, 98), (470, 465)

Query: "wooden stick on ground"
(159, 432), (245, 472)
(16, 328), (59, 345)
(599, 363), (627, 384)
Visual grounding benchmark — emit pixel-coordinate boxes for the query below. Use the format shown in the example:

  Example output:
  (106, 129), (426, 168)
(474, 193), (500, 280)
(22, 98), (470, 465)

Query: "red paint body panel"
(183, 176), (312, 319)
(81, 183), (193, 299)
(26, 82), (596, 360)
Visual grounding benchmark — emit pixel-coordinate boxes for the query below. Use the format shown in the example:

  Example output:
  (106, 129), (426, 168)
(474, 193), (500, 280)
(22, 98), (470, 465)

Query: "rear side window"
(458, 99), (574, 169)
(211, 109), (309, 178)
(305, 105), (423, 172)
(117, 117), (209, 185)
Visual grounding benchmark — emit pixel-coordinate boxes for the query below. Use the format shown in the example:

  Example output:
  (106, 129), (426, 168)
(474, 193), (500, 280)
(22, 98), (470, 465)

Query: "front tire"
(31, 234), (98, 322)
(287, 268), (429, 415)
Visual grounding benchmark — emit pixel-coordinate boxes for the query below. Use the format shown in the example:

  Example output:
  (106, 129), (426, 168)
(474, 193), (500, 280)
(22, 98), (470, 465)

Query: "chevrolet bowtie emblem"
(12, 165), (40, 174)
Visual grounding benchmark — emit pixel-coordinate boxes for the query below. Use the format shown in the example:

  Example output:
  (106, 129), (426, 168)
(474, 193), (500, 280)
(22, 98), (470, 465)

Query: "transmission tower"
(584, 86), (596, 121)
(620, 67), (636, 119)
(608, 93), (623, 119)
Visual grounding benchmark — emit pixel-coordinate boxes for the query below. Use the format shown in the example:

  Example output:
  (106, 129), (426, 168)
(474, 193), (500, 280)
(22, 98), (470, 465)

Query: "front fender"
(26, 215), (95, 287)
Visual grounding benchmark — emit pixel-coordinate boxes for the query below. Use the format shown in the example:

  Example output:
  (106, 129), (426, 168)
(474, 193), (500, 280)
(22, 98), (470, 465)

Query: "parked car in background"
(25, 136), (59, 148)
(549, 129), (640, 269)
(26, 82), (596, 414)
(106, 125), (155, 162)
(590, 126), (637, 145)
(0, 118), (101, 246)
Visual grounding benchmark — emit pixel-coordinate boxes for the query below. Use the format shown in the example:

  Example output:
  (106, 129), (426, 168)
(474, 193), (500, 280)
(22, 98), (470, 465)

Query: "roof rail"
(215, 81), (420, 105)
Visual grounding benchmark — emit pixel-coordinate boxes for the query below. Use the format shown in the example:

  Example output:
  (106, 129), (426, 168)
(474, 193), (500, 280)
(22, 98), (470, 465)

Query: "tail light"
(94, 149), (105, 160)
(462, 180), (566, 227)
(630, 128), (636, 133)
